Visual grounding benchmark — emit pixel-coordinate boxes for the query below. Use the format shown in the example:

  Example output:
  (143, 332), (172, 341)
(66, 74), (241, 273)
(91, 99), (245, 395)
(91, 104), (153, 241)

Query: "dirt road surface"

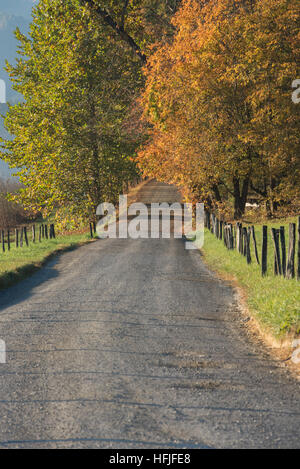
(0, 180), (299, 448)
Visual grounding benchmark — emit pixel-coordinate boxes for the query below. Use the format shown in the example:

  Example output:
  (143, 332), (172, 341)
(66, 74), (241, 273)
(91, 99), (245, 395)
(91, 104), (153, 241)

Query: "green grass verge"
(0, 232), (92, 290)
(201, 218), (300, 339)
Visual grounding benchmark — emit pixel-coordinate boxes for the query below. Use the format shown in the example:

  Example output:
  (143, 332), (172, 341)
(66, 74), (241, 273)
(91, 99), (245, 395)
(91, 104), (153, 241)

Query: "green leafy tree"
(0, 0), (143, 225)
(0, 0), (181, 226)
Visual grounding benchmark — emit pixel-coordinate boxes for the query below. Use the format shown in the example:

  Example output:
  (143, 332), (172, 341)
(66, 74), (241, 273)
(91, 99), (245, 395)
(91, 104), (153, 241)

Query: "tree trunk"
(212, 184), (222, 203)
(233, 176), (249, 219)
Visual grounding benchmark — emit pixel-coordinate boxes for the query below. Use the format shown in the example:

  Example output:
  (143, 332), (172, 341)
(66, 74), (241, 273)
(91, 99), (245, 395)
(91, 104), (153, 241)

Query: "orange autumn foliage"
(137, 0), (300, 219)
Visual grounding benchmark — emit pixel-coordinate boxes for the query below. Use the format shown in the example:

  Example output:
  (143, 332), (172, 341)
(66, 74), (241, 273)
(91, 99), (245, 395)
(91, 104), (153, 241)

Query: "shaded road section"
(0, 180), (299, 448)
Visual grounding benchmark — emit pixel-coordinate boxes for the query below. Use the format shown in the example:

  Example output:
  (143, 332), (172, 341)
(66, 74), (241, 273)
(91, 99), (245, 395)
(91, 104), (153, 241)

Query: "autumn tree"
(242, 0), (300, 215)
(137, 0), (300, 218)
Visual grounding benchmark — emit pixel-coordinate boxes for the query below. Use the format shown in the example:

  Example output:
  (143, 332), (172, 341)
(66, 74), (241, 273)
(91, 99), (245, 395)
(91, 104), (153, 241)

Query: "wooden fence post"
(279, 226), (286, 277)
(20, 227), (23, 247)
(246, 227), (251, 264)
(240, 223), (243, 252)
(230, 224), (234, 249)
(24, 226), (29, 246)
(236, 223), (240, 252)
(1, 230), (5, 253)
(251, 226), (260, 265)
(15, 228), (19, 248)
(224, 224), (228, 248)
(271, 228), (282, 276)
(239, 224), (243, 254)
(7, 230), (10, 251)
(45, 225), (48, 240)
(297, 217), (300, 281)
(225, 225), (231, 249)
(38, 226), (42, 242)
(49, 224), (55, 239)
(262, 226), (268, 276)
(242, 228), (247, 256)
(32, 225), (36, 243)
(225, 224), (228, 248)
(89, 222), (93, 238)
(287, 223), (296, 279)
(225, 225), (229, 249)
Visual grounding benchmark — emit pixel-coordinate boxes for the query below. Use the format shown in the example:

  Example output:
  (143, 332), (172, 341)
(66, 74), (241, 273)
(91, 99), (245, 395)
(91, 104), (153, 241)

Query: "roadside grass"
(0, 231), (92, 289)
(201, 217), (300, 339)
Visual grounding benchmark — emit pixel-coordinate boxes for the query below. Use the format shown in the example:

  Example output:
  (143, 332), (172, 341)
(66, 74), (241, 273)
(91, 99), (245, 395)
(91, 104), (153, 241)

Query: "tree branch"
(250, 181), (267, 198)
(80, 0), (147, 64)
(219, 179), (234, 197)
(120, 0), (130, 30)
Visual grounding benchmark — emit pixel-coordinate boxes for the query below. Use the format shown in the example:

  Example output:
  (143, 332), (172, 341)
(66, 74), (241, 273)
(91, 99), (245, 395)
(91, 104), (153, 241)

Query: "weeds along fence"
(204, 211), (300, 280)
(0, 223), (56, 253)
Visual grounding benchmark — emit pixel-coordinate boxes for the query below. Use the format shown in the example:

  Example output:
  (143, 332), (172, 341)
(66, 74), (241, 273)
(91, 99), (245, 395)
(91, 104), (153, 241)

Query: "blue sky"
(0, 0), (36, 177)
(0, 0), (35, 17)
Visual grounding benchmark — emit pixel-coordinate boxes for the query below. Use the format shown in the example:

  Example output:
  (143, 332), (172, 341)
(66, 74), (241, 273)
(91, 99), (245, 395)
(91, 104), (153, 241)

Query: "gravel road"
(0, 180), (299, 449)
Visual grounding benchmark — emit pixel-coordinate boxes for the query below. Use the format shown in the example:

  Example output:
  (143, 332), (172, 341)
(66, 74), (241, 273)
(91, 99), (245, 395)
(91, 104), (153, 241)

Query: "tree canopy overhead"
(0, 0), (299, 224)
(80, 0), (181, 60)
